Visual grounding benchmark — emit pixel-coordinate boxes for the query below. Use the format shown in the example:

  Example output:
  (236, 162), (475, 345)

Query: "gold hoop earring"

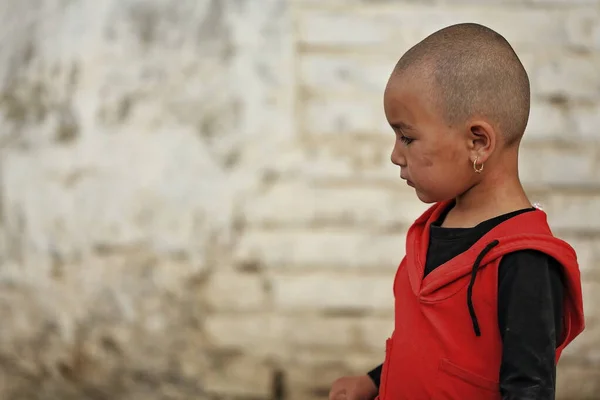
(473, 157), (484, 174)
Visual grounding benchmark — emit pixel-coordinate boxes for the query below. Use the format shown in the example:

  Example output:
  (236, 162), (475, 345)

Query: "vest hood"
(405, 201), (585, 351)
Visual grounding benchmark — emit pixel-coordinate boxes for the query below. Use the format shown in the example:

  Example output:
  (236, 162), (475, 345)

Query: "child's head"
(384, 23), (530, 204)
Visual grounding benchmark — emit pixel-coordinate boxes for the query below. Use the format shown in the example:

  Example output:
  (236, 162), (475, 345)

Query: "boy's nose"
(391, 145), (407, 167)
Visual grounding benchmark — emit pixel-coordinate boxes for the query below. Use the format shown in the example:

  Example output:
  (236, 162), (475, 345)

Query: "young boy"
(328, 23), (585, 400)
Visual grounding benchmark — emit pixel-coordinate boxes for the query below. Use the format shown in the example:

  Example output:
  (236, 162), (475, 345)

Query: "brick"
(297, 6), (570, 49)
(572, 104), (600, 141)
(525, 101), (569, 140)
(291, 145), (358, 178)
(263, 143), (387, 182)
(203, 355), (272, 398)
(296, 140), (404, 182)
(343, 352), (387, 374)
(283, 350), (388, 400)
(534, 52), (600, 100)
(285, 362), (352, 400)
(518, 145), (599, 188)
(293, 0), (431, 5)
(317, 137), (392, 176)
(297, 9), (395, 47)
(1, 130), (241, 260)
(561, 317), (600, 365)
(530, 0), (600, 4)
(290, 350), (382, 375)
(565, 8), (600, 51)
(284, 349), (381, 385)
(282, 316), (393, 350)
(545, 194), (600, 232)
(559, 237), (599, 277)
(204, 314), (285, 354)
(289, 350), (352, 367)
(243, 181), (429, 229)
(283, 317), (358, 349)
(581, 282), (600, 326)
(303, 96), (383, 136)
(553, 283), (600, 383)
(235, 230), (406, 269)
(439, 0), (595, 3)
(203, 271), (267, 311)
(299, 54), (394, 95)
(271, 273), (395, 311)
(356, 317), (394, 350)
(556, 365), (600, 399)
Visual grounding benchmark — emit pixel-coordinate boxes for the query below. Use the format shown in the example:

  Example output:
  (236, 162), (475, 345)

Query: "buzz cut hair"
(392, 23), (531, 146)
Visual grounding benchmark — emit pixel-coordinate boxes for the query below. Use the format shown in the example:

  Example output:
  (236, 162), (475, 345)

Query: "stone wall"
(0, 0), (598, 399)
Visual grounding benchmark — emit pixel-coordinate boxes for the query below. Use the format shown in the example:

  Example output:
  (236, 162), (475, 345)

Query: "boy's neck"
(443, 170), (531, 229)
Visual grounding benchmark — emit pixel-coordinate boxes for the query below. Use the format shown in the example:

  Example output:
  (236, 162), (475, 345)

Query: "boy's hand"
(329, 375), (378, 400)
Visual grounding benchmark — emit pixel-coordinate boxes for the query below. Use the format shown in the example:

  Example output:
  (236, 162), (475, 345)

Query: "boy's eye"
(399, 135), (413, 145)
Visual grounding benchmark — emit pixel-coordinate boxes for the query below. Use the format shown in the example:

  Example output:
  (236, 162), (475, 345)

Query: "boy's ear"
(467, 120), (496, 164)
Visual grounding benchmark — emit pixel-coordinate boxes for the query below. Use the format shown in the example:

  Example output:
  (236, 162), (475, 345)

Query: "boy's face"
(383, 74), (475, 203)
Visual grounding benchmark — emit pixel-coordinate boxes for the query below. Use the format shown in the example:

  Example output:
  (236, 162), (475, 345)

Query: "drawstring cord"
(467, 240), (500, 337)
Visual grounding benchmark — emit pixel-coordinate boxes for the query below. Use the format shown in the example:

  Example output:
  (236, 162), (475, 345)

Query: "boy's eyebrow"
(389, 121), (414, 131)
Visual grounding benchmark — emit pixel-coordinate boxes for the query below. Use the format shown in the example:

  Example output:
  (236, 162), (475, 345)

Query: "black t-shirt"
(367, 206), (564, 399)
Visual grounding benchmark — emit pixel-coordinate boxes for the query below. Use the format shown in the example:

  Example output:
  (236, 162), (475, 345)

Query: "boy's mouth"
(400, 173), (414, 187)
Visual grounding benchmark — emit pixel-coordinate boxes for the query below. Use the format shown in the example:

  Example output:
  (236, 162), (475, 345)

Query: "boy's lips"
(401, 174), (415, 187)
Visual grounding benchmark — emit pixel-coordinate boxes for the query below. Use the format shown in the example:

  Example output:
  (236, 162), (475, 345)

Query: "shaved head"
(391, 23), (530, 146)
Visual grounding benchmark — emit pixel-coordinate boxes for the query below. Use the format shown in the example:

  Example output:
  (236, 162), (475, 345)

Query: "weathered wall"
(0, 0), (598, 399)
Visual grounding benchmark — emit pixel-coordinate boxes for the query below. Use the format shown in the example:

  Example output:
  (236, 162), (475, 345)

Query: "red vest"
(377, 201), (585, 400)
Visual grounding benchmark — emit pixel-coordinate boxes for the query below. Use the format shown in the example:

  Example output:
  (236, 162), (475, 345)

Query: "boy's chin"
(415, 189), (448, 204)
(415, 190), (436, 204)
